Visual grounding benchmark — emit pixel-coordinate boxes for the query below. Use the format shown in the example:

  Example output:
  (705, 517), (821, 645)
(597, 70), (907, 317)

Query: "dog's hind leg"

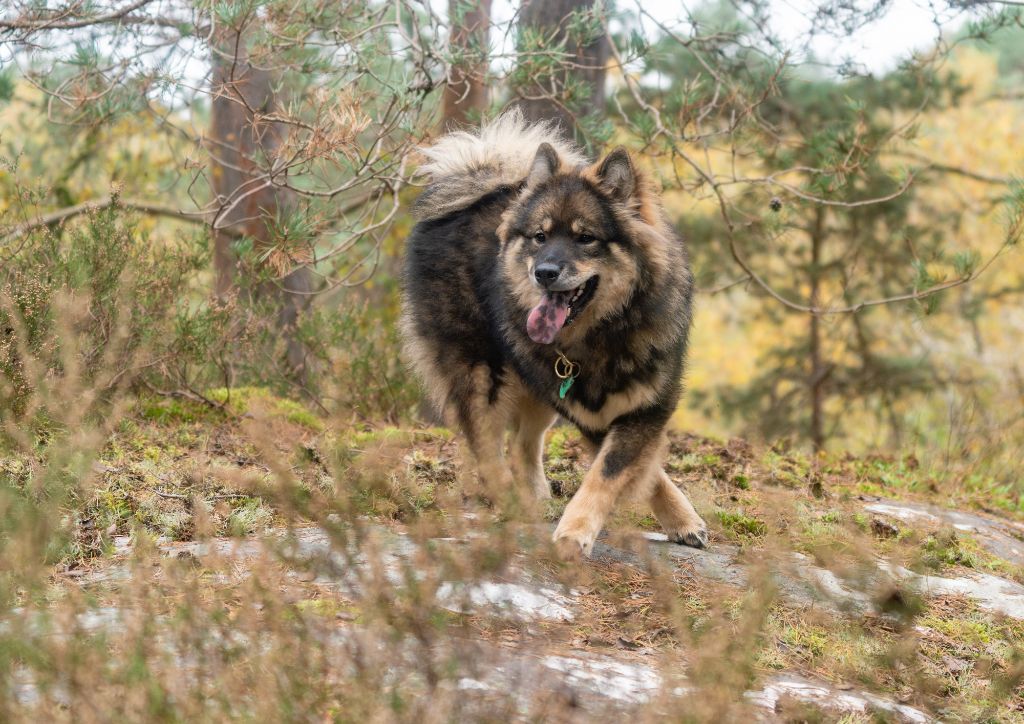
(450, 365), (515, 501)
(509, 391), (557, 501)
(650, 469), (707, 548)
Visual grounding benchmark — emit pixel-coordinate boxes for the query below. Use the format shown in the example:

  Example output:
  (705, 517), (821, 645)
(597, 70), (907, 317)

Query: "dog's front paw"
(667, 524), (709, 549)
(552, 528), (596, 560)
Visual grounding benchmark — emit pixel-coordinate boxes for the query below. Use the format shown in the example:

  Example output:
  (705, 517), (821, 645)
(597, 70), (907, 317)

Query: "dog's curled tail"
(412, 108), (586, 222)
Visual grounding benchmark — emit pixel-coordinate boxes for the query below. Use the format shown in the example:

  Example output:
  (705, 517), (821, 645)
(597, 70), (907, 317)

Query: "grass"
(3, 390), (1024, 720)
(714, 509), (768, 540)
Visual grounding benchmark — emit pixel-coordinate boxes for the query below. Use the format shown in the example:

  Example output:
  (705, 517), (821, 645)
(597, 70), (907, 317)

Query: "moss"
(847, 457), (934, 500)
(293, 598), (358, 619)
(916, 530), (1020, 580)
(920, 531), (982, 570)
(666, 452), (701, 474)
(204, 386), (325, 431)
(226, 500), (273, 537)
(620, 510), (660, 531)
(542, 497), (568, 522)
(780, 625), (830, 659)
(921, 612), (997, 646)
(413, 427), (454, 442)
(139, 398), (218, 425)
(155, 509), (192, 541)
(407, 450), (456, 488)
(715, 509), (767, 539)
(760, 450), (809, 488)
(0, 457), (32, 488)
(277, 402), (323, 431)
(346, 426), (415, 448)
(794, 512), (852, 555)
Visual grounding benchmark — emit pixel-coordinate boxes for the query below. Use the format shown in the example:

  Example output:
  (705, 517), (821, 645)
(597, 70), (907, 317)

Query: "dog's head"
(498, 143), (647, 345)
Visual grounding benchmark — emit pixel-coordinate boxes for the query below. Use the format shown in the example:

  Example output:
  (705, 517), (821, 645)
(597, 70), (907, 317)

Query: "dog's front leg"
(552, 417), (666, 559)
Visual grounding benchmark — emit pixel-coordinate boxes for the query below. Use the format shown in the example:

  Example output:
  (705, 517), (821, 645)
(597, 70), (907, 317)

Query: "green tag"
(559, 376), (575, 399)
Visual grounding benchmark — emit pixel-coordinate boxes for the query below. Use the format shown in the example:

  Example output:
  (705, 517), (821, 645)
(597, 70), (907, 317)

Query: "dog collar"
(554, 351), (580, 399)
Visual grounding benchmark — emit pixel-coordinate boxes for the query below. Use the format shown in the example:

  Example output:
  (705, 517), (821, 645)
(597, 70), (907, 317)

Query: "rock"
(879, 561), (1024, 620)
(437, 581), (575, 622)
(747, 675), (931, 723)
(864, 500), (1024, 566)
(871, 517), (900, 538)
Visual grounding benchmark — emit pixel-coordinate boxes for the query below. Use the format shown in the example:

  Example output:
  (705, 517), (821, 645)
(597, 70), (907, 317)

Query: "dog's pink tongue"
(527, 292), (570, 345)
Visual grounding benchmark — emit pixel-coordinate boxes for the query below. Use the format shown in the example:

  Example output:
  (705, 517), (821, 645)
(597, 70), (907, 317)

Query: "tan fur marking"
(505, 249), (543, 311)
(540, 217), (553, 233)
(508, 386), (557, 500)
(399, 305), (451, 411)
(460, 365), (515, 497)
(560, 377), (663, 432)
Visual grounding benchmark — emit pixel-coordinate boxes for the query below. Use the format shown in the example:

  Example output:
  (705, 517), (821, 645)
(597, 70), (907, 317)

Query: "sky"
(485, 0), (970, 74)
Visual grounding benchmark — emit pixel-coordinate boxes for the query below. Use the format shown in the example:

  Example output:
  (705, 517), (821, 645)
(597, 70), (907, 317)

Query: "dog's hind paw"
(669, 526), (708, 549)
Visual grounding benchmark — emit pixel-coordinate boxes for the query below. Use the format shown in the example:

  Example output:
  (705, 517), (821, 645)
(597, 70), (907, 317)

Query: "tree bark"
(515, 0), (608, 142)
(208, 20), (311, 381)
(809, 206), (826, 452)
(441, 0), (492, 129)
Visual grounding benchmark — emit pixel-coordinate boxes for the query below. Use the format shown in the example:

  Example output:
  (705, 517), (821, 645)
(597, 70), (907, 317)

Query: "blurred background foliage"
(0, 0), (1021, 466)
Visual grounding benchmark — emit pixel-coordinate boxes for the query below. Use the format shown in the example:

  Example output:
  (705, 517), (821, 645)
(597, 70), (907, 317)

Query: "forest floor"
(12, 388), (1024, 721)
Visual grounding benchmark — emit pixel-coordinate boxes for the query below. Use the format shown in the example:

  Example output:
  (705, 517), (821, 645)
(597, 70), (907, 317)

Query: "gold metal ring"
(554, 353), (578, 379)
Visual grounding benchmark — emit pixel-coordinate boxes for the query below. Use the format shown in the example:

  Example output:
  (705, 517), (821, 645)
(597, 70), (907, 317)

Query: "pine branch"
(0, 195), (210, 244)
(0, 0), (158, 33)
(891, 151), (1015, 185)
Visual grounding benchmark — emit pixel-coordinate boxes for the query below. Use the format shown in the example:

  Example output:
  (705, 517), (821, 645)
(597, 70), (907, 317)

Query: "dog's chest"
(556, 378), (662, 432)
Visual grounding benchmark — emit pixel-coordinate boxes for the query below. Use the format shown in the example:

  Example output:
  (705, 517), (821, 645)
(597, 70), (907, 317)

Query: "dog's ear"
(595, 146), (635, 202)
(526, 142), (559, 187)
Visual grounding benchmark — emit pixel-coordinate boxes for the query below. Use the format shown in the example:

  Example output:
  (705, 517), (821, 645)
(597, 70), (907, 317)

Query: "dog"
(401, 111), (707, 558)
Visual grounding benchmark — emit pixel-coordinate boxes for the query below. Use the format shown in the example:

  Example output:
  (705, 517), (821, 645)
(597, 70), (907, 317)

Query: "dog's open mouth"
(526, 276), (599, 345)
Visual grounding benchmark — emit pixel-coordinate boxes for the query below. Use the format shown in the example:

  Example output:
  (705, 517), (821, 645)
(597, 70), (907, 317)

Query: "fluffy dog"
(401, 111), (707, 557)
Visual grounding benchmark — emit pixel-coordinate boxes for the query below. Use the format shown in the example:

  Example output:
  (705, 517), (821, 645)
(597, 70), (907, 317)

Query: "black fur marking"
(602, 444), (638, 480)
(600, 406), (673, 479)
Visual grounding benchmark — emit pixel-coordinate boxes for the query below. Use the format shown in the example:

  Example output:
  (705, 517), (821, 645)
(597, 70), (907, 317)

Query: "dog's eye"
(578, 233), (597, 244)
(533, 231), (546, 243)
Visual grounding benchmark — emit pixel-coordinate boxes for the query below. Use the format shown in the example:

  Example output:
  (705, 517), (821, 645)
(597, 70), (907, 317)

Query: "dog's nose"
(534, 263), (561, 288)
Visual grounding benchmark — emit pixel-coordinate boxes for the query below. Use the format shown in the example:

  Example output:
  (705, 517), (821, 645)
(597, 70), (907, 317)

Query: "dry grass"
(2, 376), (1024, 721)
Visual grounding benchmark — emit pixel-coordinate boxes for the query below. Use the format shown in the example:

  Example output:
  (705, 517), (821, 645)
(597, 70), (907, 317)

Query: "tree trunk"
(208, 20), (311, 381)
(442, 0), (492, 129)
(515, 0), (608, 142)
(809, 206), (826, 453)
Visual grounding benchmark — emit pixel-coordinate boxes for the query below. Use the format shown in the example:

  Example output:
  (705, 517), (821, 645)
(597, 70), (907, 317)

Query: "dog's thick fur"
(401, 111), (707, 557)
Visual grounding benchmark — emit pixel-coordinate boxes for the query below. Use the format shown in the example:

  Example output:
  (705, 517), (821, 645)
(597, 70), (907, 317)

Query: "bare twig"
(1, 195), (215, 244)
